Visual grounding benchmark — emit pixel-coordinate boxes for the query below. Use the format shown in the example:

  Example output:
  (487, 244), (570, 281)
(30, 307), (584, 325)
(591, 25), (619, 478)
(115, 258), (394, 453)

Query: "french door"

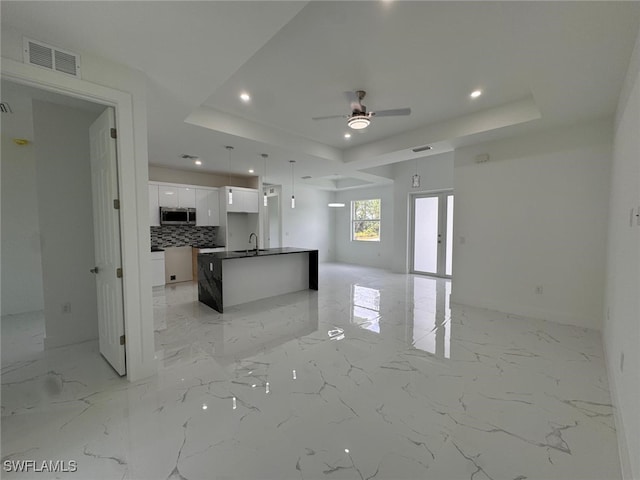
(410, 192), (454, 277)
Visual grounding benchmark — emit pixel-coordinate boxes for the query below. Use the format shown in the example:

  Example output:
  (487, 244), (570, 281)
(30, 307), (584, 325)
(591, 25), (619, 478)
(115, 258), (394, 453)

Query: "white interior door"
(89, 107), (126, 375)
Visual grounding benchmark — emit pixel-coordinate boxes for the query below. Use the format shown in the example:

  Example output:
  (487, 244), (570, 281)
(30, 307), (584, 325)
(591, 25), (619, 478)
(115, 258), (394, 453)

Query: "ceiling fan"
(312, 90), (411, 130)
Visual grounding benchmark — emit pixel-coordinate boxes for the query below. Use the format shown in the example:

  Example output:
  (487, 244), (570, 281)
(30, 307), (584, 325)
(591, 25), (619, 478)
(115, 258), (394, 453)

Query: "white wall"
(0, 87), (44, 315)
(280, 183), (334, 262)
(334, 184), (394, 269)
(452, 119), (612, 330)
(32, 101), (102, 348)
(392, 152), (454, 273)
(604, 26), (640, 480)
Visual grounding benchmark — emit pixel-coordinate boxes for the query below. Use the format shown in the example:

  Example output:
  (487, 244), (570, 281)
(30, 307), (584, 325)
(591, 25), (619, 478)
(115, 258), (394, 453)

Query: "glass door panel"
(413, 197), (439, 274)
(411, 192), (454, 278)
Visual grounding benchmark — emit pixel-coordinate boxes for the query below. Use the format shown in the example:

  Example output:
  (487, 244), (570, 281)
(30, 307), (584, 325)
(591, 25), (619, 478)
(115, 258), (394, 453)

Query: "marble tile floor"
(1, 263), (620, 479)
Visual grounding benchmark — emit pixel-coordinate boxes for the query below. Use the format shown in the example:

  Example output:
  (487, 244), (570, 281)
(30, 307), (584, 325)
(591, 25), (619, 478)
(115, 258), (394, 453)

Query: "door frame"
(409, 190), (454, 278)
(2, 57), (155, 381)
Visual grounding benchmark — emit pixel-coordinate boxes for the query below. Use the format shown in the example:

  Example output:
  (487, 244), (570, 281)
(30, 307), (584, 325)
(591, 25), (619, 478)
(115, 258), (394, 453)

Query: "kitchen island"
(198, 248), (318, 313)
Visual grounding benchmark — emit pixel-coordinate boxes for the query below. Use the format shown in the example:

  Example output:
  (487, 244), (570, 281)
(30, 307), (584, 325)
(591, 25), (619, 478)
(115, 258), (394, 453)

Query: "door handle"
(90, 267), (99, 274)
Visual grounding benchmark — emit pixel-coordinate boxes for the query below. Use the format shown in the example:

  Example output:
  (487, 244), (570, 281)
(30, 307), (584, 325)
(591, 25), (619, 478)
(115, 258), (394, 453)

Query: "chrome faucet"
(249, 232), (258, 254)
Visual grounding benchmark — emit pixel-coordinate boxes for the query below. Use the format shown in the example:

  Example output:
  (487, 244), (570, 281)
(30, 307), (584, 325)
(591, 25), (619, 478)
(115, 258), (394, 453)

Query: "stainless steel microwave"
(159, 207), (196, 225)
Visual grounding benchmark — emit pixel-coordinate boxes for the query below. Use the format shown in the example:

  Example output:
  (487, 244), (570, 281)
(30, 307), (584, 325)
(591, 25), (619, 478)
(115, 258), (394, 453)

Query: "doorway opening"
(0, 80), (126, 375)
(263, 185), (282, 249)
(410, 191), (454, 278)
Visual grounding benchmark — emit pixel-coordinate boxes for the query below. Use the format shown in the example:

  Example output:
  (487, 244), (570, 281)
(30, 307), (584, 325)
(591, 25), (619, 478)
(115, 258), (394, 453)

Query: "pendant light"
(225, 146), (234, 204)
(412, 158), (421, 188)
(261, 153), (269, 207)
(289, 160), (296, 209)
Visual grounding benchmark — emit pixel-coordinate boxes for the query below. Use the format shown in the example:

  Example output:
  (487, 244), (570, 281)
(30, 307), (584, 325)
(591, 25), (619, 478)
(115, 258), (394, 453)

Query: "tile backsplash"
(151, 226), (220, 248)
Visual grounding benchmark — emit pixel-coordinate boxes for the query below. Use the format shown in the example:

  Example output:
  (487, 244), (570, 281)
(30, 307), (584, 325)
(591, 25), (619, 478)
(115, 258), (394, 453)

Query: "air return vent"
(23, 38), (80, 78)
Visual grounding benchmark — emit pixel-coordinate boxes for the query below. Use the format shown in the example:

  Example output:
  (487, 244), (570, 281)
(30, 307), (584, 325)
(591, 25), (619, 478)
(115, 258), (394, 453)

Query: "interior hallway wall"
(0, 84), (44, 315)
(32, 101), (102, 349)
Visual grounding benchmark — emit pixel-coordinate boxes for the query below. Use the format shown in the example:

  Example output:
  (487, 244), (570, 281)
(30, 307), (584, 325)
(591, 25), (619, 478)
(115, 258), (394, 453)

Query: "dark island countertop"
(199, 247), (317, 260)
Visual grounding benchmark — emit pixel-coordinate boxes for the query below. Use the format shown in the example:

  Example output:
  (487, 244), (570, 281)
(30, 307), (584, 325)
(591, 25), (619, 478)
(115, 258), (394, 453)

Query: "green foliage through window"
(352, 199), (381, 242)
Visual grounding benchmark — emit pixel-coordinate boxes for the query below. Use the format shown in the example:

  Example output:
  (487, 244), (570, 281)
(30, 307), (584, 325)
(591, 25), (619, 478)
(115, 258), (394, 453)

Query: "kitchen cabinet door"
(196, 188), (221, 225)
(149, 184), (160, 226)
(209, 190), (220, 225)
(151, 251), (165, 287)
(158, 186), (179, 207)
(195, 189), (211, 226)
(226, 187), (241, 213)
(244, 189), (259, 213)
(178, 187), (196, 208)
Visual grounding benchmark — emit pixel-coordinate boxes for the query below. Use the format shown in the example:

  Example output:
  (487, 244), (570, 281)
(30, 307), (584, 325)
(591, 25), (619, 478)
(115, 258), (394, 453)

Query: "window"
(351, 199), (381, 242)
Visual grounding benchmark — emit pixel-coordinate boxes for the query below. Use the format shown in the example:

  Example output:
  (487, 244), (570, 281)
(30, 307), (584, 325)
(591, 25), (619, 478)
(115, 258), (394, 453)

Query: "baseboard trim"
(449, 295), (601, 330)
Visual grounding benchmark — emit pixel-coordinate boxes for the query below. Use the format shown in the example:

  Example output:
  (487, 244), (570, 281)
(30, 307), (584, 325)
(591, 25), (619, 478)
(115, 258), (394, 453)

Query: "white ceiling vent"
(23, 38), (81, 78)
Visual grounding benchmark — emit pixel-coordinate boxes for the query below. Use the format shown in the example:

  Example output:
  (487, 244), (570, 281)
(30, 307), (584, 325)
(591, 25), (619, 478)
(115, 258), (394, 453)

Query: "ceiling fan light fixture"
(347, 115), (370, 130)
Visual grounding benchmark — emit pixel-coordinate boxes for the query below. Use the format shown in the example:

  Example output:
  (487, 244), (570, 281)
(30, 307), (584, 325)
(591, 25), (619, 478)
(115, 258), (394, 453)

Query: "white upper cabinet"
(223, 187), (259, 213)
(157, 184), (196, 208)
(195, 188), (220, 226)
(178, 187), (196, 208)
(242, 189), (259, 213)
(158, 185), (179, 207)
(149, 184), (160, 226)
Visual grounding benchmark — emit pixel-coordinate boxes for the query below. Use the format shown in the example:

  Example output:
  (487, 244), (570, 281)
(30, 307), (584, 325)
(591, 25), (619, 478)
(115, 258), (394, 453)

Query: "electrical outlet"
(62, 302), (71, 314)
(535, 285), (543, 295)
(620, 352), (624, 373)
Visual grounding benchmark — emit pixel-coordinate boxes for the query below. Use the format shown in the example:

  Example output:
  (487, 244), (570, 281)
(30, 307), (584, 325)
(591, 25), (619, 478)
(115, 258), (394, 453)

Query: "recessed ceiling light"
(344, 133), (351, 139)
(470, 90), (482, 98)
(248, 169), (254, 173)
(195, 160), (202, 166)
(240, 92), (251, 102)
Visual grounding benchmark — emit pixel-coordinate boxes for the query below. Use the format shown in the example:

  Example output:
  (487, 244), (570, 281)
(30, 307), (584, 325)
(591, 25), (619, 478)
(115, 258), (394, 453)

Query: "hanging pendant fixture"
(262, 153), (268, 207)
(225, 146), (234, 204)
(412, 158), (421, 188)
(289, 160), (296, 209)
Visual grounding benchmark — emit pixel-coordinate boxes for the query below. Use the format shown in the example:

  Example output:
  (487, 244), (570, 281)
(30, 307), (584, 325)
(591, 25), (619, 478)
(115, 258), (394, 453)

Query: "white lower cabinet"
(151, 251), (165, 287)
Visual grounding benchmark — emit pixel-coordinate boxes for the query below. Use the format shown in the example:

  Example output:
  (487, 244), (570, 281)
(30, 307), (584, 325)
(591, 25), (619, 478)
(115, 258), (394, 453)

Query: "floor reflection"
(153, 287), (319, 367)
(411, 276), (451, 359)
(350, 284), (381, 333)
(348, 275), (452, 359)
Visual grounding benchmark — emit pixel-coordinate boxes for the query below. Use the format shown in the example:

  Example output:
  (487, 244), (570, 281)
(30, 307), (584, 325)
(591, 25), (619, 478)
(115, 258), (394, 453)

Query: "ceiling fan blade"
(372, 108), (411, 117)
(344, 91), (362, 112)
(312, 114), (348, 120)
